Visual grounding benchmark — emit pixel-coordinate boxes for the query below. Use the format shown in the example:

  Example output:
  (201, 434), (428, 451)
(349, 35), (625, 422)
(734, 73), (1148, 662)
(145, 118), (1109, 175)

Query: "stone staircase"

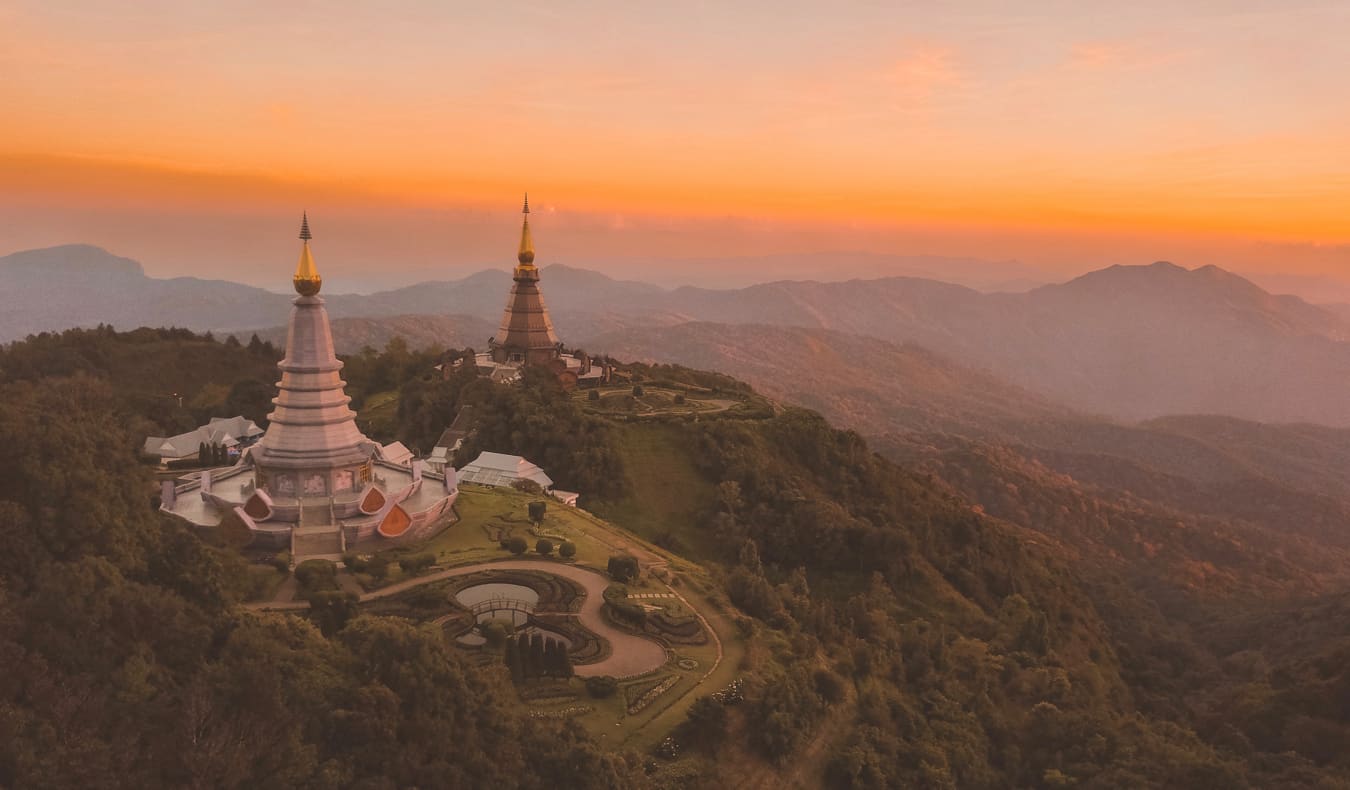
(291, 497), (344, 563)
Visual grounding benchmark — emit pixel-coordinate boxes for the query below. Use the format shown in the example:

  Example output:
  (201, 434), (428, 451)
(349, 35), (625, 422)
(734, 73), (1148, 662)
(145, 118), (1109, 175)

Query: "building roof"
(456, 451), (553, 489)
(143, 416), (262, 460)
(433, 406), (476, 451)
(380, 441), (414, 465)
(206, 416), (264, 440)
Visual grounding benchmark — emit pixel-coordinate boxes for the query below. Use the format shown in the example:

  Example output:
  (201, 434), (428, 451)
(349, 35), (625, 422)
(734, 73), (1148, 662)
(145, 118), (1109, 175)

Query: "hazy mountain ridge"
(12, 243), (1350, 425)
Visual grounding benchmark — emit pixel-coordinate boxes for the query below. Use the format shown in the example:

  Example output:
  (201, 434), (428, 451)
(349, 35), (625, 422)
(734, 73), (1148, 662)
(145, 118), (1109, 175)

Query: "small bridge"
(470, 596), (535, 618)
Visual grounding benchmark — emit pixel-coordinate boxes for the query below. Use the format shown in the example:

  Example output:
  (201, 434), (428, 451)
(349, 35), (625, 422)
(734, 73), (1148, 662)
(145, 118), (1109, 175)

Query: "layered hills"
(10, 244), (1350, 425)
(3, 326), (1349, 786)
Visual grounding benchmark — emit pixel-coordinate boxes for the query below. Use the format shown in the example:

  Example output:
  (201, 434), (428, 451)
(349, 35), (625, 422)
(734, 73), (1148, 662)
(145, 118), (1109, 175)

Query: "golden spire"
(517, 193), (535, 267)
(293, 212), (322, 296)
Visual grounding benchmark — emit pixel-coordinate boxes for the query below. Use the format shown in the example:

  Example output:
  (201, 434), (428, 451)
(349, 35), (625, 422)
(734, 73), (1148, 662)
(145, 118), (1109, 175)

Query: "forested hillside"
(1, 329), (1348, 787)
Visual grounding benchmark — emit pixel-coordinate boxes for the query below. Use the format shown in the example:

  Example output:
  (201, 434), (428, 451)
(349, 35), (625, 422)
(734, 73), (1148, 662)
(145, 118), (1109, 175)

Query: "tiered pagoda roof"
(490, 194), (561, 365)
(250, 215), (372, 472)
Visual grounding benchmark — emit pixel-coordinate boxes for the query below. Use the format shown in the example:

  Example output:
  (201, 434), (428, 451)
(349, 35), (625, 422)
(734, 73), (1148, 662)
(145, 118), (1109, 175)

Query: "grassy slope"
(590, 422), (721, 561)
(355, 389), (400, 441)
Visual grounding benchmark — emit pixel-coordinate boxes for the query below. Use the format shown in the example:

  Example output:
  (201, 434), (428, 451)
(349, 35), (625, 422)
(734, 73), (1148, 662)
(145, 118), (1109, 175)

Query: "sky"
(2, 1), (1349, 294)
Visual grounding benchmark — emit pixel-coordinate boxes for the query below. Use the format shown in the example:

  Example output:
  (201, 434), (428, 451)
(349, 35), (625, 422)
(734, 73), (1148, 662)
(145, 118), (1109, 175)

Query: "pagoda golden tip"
(517, 202), (535, 267)
(293, 213), (322, 295)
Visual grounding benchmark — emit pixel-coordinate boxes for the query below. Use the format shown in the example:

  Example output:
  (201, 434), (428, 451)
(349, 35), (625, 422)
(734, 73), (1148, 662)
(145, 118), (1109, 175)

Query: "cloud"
(1063, 40), (1184, 73)
(885, 46), (964, 106)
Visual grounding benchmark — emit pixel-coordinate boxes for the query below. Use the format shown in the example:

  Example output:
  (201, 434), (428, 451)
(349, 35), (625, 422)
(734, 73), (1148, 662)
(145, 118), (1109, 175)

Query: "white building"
(457, 451), (554, 490)
(143, 416), (264, 464)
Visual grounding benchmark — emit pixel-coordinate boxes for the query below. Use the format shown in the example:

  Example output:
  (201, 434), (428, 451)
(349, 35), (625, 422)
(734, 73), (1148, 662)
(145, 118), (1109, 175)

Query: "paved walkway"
(248, 559), (670, 678)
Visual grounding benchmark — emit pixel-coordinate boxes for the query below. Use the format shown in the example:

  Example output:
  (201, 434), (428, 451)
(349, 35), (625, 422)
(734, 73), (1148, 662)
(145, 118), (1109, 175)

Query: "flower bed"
(528, 705), (593, 720)
(625, 675), (680, 715)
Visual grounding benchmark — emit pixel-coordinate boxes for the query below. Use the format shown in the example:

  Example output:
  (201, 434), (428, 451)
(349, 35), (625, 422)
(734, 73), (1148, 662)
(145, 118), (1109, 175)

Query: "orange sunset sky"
(2, 1), (1349, 294)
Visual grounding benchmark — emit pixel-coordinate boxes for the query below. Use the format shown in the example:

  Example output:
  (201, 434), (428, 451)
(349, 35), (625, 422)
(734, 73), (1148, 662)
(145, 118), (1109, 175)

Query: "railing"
(470, 597), (535, 618)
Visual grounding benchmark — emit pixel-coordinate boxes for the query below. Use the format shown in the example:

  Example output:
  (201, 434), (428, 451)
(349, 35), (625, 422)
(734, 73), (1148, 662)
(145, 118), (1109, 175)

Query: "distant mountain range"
(10, 243), (1350, 426)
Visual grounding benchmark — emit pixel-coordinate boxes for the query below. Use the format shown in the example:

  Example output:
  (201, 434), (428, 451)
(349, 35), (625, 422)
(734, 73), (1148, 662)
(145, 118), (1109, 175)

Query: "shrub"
(608, 554), (640, 582)
(612, 600), (648, 626)
(679, 696), (729, 754)
(308, 590), (358, 635)
(366, 554), (391, 581)
(294, 559), (337, 591)
(512, 478), (544, 495)
(480, 618), (512, 648)
(585, 675), (618, 699)
(271, 551), (291, 574)
(341, 552), (367, 573)
(398, 552), (436, 575)
(674, 394), (686, 405)
(535, 539), (554, 556)
(559, 541), (577, 559)
(587, 389), (600, 401)
(528, 500), (547, 524)
(632, 385), (645, 397)
(504, 536), (528, 555)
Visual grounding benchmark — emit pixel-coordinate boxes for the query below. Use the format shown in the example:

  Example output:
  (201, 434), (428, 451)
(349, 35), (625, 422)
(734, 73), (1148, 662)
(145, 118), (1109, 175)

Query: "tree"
(679, 696), (729, 754)
(528, 500), (548, 525)
(224, 378), (274, 424)
(504, 635), (524, 683)
(608, 554), (639, 582)
(632, 384), (645, 397)
(588, 389), (600, 401)
(559, 541), (577, 559)
(535, 538), (554, 556)
(198, 441), (209, 466)
(295, 559), (338, 593)
(543, 638), (559, 676)
(504, 536), (528, 555)
(586, 675), (618, 698)
(558, 642), (574, 678)
(529, 634), (546, 679)
(480, 619), (510, 648)
(366, 554), (392, 581)
(308, 590), (359, 636)
(398, 552), (436, 575)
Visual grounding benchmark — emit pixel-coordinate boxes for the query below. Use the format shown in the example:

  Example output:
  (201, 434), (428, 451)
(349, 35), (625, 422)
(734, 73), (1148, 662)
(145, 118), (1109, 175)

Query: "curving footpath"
(248, 559), (669, 678)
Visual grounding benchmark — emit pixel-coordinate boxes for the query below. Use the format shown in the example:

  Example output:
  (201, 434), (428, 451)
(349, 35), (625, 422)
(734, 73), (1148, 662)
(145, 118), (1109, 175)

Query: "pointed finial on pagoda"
(517, 193), (535, 266)
(293, 212), (322, 296)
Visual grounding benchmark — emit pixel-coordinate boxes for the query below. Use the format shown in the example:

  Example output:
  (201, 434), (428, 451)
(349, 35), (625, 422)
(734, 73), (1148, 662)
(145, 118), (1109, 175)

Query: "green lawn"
(364, 485), (635, 575)
(575, 385), (740, 418)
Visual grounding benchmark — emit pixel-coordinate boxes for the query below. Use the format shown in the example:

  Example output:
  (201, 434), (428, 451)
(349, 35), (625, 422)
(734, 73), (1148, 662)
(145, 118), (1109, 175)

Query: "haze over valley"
(6, 2), (1350, 785)
(13, 243), (1350, 426)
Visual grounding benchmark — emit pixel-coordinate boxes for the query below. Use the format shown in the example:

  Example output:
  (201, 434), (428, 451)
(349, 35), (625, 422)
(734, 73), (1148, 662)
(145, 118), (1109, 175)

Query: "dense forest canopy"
(1, 327), (1347, 788)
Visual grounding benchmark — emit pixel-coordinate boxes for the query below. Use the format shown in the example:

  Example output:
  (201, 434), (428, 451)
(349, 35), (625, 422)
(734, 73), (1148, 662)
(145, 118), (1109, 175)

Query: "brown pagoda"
(489, 194), (562, 366)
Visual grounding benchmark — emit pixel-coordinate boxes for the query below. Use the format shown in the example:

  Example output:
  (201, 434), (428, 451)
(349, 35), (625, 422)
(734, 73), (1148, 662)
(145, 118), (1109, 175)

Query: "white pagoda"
(161, 216), (458, 558)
